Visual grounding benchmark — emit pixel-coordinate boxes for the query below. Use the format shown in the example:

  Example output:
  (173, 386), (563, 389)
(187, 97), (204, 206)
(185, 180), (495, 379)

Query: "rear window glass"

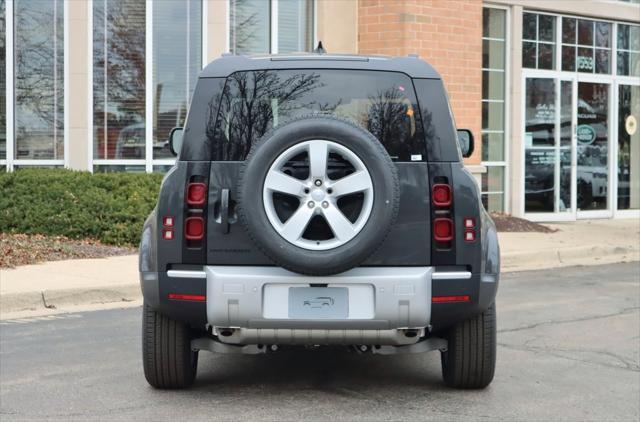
(209, 69), (426, 161)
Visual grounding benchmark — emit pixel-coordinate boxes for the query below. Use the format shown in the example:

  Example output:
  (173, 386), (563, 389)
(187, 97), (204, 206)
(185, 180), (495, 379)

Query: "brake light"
(433, 218), (453, 242)
(432, 184), (451, 207)
(184, 216), (204, 240)
(163, 216), (174, 227)
(162, 229), (174, 240)
(432, 295), (470, 303)
(187, 183), (207, 206)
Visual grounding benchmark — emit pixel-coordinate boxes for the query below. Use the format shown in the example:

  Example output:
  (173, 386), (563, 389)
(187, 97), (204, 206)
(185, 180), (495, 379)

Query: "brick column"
(358, 0), (483, 167)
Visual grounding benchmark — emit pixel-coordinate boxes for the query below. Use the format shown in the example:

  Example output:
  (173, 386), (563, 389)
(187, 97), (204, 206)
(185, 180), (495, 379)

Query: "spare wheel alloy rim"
(262, 140), (374, 250)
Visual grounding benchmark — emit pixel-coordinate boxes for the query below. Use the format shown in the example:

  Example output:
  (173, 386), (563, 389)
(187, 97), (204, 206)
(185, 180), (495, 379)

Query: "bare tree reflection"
(230, 0), (265, 54)
(206, 70), (424, 162)
(210, 70), (321, 160)
(93, 0), (145, 159)
(14, 1), (64, 158)
(365, 87), (423, 159)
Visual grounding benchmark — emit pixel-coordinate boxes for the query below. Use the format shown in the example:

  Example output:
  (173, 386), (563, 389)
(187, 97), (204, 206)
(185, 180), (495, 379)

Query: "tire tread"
(142, 303), (197, 389)
(441, 303), (496, 389)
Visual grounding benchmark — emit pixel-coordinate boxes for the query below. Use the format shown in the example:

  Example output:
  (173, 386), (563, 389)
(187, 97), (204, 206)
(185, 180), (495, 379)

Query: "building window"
(617, 23), (640, 76)
(617, 84), (639, 210)
(92, 0), (203, 170)
(278, 0), (314, 53)
(561, 18), (612, 74)
(229, 0), (314, 55)
(153, 0), (202, 160)
(0, 0), (5, 162)
(522, 12), (556, 70)
(93, 0), (146, 161)
(482, 7), (507, 213)
(14, 0), (64, 161)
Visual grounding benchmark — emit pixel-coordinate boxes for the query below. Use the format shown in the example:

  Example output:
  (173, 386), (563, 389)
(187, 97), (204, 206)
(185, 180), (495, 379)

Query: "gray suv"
(139, 53), (500, 390)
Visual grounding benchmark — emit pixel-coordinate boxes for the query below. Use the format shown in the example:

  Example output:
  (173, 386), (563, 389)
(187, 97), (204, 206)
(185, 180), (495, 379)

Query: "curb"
(502, 244), (639, 271)
(1, 284), (141, 316)
(1, 246), (638, 317)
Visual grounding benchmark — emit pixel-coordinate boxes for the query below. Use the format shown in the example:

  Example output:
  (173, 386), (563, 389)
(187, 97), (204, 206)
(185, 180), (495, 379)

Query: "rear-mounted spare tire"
(238, 115), (399, 276)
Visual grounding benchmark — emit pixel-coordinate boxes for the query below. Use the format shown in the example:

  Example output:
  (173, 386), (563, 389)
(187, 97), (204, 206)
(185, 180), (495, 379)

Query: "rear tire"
(142, 303), (198, 389)
(440, 303), (496, 389)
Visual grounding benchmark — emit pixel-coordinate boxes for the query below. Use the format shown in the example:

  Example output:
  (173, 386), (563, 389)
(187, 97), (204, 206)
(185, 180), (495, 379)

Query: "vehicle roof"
(200, 53), (442, 79)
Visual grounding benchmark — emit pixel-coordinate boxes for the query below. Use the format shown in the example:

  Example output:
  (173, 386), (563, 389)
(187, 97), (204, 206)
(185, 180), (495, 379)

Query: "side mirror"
(168, 127), (184, 156)
(457, 129), (474, 158)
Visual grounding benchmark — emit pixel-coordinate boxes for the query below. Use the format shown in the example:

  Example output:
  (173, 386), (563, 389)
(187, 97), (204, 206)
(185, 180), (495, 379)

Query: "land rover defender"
(139, 53), (500, 390)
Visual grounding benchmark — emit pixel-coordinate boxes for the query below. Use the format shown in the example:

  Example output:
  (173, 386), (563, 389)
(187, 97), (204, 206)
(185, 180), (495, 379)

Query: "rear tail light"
(187, 183), (207, 206)
(432, 295), (470, 303)
(432, 184), (452, 207)
(464, 229), (476, 242)
(464, 217), (476, 242)
(162, 215), (175, 240)
(184, 216), (204, 240)
(168, 293), (206, 302)
(433, 218), (453, 242)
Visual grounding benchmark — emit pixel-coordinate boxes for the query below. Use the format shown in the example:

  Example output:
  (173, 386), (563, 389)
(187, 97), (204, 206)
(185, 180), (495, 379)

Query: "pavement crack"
(498, 342), (640, 372)
(498, 306), (640, 334)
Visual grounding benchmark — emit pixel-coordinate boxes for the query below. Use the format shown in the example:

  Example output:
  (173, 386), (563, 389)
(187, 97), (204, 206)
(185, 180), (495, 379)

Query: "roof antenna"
(314, 41), (326, 54)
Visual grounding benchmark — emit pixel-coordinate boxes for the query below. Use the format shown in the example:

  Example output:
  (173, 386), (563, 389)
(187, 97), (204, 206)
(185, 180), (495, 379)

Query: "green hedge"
(0, 169), (164, 246)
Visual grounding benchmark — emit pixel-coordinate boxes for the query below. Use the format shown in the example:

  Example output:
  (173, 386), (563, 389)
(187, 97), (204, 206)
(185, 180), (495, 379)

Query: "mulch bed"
(490, 213), (557, 233)
(0, 214), (553, 268)
(0, 233), (136, 269)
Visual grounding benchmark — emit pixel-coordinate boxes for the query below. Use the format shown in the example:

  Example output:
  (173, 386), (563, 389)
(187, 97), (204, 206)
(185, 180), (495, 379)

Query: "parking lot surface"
(1, 262), (638, 421)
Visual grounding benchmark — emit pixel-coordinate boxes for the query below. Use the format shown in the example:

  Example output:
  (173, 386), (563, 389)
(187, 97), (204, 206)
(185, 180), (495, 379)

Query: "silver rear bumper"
(205, 266), (436, 345)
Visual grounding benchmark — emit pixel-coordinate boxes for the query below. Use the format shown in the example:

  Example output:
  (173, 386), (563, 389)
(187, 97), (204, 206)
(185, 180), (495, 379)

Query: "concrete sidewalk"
(1, 219), (638, 317)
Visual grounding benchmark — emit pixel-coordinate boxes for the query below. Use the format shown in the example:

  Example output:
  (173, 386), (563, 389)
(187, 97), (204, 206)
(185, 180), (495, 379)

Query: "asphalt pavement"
(1, 262), (639, 421)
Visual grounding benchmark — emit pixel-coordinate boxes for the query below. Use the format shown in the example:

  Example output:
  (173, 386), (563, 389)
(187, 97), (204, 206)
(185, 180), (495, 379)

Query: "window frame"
(87, 0), (206, 173)
(2, 0), (69, 172)
(616, 22), (640, 76)
(227, 0), (316, 55)
(560, 17), (613, 74)
(482, 4), (510, 214)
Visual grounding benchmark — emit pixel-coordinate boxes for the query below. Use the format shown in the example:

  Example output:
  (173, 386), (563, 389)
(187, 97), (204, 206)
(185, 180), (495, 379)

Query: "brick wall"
(358, 0), (483, 165)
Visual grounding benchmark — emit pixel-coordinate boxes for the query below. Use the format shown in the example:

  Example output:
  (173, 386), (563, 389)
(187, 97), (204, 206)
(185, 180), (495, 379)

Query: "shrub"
(0, 169), (164, 246)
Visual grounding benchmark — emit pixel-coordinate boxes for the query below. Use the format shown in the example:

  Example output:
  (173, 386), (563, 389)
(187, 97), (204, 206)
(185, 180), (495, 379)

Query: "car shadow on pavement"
(190, 347), (450, 392)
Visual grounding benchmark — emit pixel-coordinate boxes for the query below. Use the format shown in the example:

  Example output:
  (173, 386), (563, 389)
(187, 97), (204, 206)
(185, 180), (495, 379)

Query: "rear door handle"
(220, 188), (230, 234)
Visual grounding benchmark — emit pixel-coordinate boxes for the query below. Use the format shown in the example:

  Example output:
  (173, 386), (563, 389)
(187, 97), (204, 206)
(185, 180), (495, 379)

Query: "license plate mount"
(288, 287), (349, 319)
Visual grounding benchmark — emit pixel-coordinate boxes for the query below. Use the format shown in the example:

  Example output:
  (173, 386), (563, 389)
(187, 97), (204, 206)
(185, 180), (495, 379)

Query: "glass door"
(576, 81), (612, 217)
(523, 74), (576, 220)
(616, 83), (640, 215)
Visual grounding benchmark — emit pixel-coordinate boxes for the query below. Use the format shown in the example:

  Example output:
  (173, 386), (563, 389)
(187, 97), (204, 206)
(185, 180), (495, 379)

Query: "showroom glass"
(617, 85), (639, 210)
(93, 165), (145, 173)
(211, 70), (425, 162)
(278, 0), (313, 53)
(561, 18), (612, 74)
(522, 12), (556, 70)
(14, 0), (64, 160)
(617, 24), (640, 76)
(229, 0), (269, 54)
(525, 78), (556, 212)
(577, 82), (609, 211)
(229, 0), (313, 54)
(153, 0), (202, 159)
(93, 0), (145, 160)
(481, 7), (507, 212)
(0, 0), (5, 161)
